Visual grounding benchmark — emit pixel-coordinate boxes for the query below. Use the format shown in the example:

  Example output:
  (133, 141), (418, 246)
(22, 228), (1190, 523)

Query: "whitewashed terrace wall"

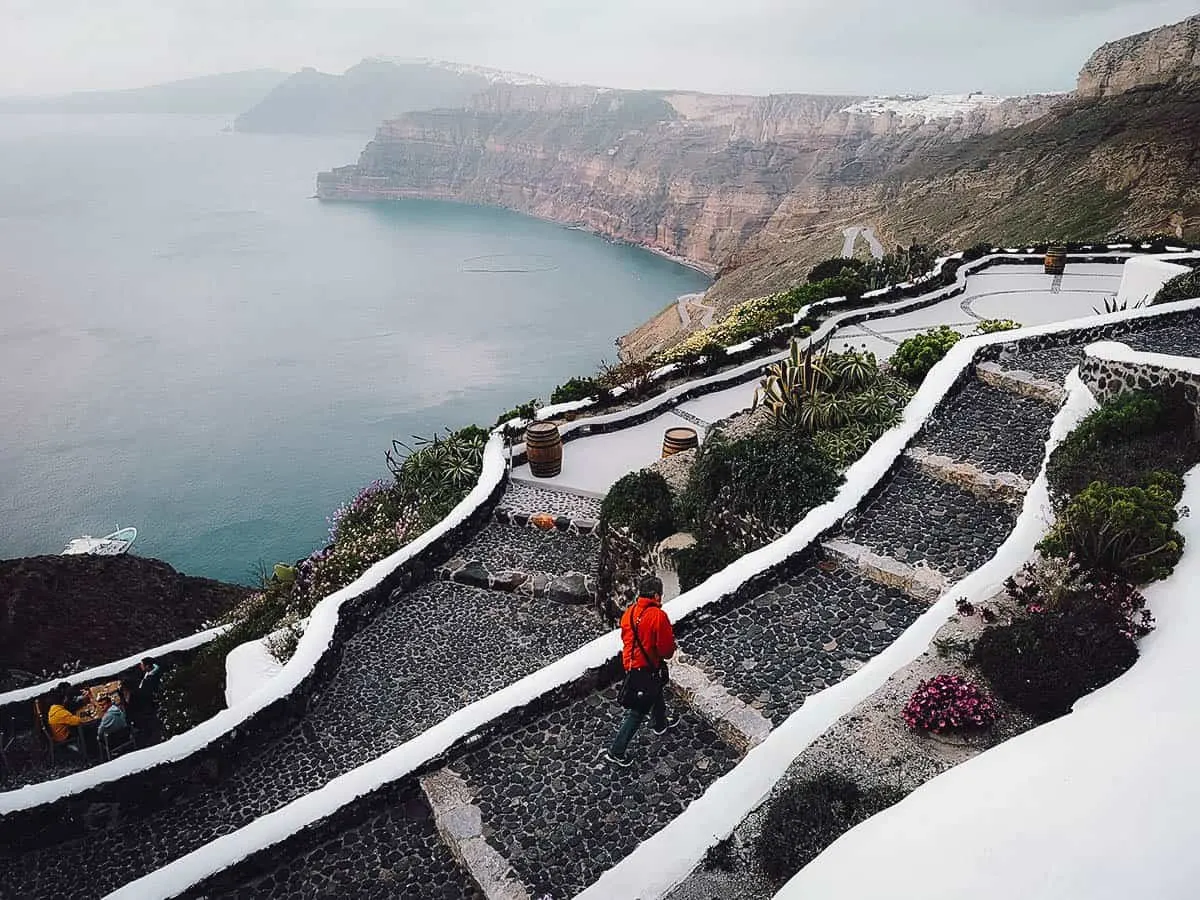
(115, 290), (1200, 900)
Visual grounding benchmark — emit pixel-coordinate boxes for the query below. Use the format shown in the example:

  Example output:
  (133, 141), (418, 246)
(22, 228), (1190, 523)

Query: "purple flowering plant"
(902, 674), (999, 733)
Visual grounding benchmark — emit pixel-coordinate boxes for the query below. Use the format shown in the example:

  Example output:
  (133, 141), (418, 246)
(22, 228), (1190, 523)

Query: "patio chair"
(100, 726), (136, 761)
(33, 699), (85, 766)
(0, 719), (17, 782)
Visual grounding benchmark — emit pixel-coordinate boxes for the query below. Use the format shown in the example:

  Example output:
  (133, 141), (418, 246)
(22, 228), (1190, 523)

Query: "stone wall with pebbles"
(1080, 343), (1200, 409)
(0, 563), (604, 897)
(498, 481), (602, 524)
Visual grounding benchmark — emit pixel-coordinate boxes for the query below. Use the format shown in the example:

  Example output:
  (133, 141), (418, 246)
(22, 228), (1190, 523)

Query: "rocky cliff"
(0, 555), (248, 683)
(1077, 14), (1199, 99)
(317, 15), (1200, 328)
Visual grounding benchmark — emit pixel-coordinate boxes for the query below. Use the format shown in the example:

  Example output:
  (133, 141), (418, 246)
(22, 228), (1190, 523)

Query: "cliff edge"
(0, 555), (248, 686)
(1077, 14), (1200, 99)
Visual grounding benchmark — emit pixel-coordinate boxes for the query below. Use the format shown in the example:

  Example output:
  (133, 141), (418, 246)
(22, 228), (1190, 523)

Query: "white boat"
(62, 526), (138, 556)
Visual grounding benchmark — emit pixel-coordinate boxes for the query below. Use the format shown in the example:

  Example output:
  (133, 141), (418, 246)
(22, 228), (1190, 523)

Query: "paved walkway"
(514, 263), (1123, 495)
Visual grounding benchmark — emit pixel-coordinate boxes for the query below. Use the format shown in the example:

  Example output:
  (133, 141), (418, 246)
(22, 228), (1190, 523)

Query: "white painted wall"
(1116, 256), (1190, 306)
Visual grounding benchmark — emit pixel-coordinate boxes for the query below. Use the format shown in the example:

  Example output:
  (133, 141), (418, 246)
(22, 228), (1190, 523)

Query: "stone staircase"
(0, 484), (605, 900)
(15, 315), (1200, 900)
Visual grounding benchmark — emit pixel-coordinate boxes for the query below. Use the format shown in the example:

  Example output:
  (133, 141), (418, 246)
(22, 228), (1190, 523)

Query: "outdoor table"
(75, 680), (123, 724)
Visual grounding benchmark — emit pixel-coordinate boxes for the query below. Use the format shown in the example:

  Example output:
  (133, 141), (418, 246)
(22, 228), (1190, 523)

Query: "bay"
(0, 114), (709, 584)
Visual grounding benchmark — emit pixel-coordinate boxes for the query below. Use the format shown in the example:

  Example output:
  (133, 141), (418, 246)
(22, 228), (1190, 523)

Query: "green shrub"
(889, 326), (963, 384)
(674, 541), (740, 592)
(600, 470), (676, 544)
(1038, 480), (1185, 583)
(808, 257), (866, 283)
(973, 595), (1138, 722)
(939, 257), (962, 286)
(755, 774), (902, 884)
(387, 426), (487, 526)
(961, 241), (993, 262)
(493, 400), (540, 427)
(975, 318), (1021, 334)
(550, 376), (603, 405)
(1151, 269), (1200, 306)
(1046, 389), (1200, 504)
(677, 429), (842, 537)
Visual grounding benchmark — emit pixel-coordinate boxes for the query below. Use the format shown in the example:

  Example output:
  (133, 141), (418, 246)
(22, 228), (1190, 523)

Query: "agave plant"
(754, 339), (832, 429)
(1093, 296), (1147, 315)
(827, 350), (878, 391)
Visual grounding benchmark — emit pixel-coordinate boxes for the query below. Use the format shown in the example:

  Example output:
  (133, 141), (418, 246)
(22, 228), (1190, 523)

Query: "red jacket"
(621, 596), (676, 671)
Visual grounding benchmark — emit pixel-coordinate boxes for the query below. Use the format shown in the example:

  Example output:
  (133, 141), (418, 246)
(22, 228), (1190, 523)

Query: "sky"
(1, 0), (1196, 97)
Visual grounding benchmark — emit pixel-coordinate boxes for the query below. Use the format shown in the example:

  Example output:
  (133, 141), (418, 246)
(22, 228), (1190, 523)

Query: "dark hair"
(638, 575), (664, 598)
(141, 657), (157, 668)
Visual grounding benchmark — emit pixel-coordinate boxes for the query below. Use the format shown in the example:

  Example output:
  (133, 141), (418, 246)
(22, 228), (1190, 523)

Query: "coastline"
(315, 185), (720, 279)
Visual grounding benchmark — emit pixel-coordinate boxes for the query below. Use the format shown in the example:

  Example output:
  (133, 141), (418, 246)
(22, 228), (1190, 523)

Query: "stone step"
(435, 559), (597, 605)
(975, 360), (1066, 405)
(182, 782), (486, 899)
(422, 768), (531, 900)
(668, 657), (773, 752)
(914, 377), (1056, 484)
(835, 459), (1019, 583)
(821, 538), (949, 602)
(448, 687), (741, 898)
(680, 561), (926, 726)
(904, 447), (1031, 504)
(0, 580), (605, 899)
(502, 479), (603, 519)
(450, 521), (600, 581)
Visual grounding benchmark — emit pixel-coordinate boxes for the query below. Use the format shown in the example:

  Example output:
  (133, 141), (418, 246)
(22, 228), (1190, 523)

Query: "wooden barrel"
(1044, 246), (1067, 275)
(662, 426), (699, 458)
(525, 422), (563, 478)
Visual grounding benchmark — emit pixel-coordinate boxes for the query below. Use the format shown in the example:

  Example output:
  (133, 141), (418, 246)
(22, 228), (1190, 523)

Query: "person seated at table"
(44, 687), (85, 746)
(97, 695), (128, 739)
(54, 681), (88, 712)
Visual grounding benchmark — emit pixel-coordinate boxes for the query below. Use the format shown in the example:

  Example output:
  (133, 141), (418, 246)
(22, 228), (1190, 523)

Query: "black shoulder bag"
(617, 610), (665, 712)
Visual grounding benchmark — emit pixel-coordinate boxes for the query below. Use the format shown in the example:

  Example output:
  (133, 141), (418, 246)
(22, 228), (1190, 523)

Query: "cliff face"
(1076, 14), (1200, 99)
(0, 555), (248, 682)
(317, 15), (1200, 318)
(319, 85), (1060, 271)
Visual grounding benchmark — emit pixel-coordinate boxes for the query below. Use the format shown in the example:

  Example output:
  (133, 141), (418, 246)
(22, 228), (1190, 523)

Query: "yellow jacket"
(47, 704), (83, 743)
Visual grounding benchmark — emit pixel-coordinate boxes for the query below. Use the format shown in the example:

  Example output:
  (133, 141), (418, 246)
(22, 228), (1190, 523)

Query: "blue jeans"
(610, 691), (667, 758)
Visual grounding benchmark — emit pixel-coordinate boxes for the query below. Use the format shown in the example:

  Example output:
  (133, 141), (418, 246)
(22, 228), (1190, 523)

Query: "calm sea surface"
(0, 114), (709, 584)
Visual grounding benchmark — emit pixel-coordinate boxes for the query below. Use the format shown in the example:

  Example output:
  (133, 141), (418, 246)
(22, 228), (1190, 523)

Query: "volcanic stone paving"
(997, 343), (1085, 380)
(682, 564), (925, 725)
(457, 522), (600, 578)
(213, 786), (482, 900)
(1123, 317), (1200, 357)
(502, 481), (603, 521)
(915, 378), (1056, 480)
(837, 460), (1019, 580)
(452, 688), (741, 898)
(0, 580), (604, 899)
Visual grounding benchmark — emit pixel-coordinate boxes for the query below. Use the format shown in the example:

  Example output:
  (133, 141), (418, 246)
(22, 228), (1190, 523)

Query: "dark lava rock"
(0, 554), (248, 681)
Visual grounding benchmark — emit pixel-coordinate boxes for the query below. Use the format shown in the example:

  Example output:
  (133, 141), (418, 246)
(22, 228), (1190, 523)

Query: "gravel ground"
(501, 482), (602, 521)
(458, 522), (600, 578)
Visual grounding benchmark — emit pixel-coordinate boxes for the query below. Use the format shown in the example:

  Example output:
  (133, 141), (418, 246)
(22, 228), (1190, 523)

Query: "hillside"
(234, 59), (496, 134)
(317, 14), (1199, 331)
(0, 554), (247, 685)
(0, 70), (288, 115)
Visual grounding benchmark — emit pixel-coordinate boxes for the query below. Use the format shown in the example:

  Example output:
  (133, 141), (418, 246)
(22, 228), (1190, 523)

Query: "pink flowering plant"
(902, 674), (999, 733)
(1004, 555), (1154, 639)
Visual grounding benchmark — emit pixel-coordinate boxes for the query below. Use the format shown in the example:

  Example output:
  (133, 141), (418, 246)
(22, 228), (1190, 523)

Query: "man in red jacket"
(607, 575), (676, 766)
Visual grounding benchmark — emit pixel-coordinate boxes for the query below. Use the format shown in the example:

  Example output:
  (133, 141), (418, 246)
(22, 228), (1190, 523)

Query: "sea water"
(0, 114), (709, 583)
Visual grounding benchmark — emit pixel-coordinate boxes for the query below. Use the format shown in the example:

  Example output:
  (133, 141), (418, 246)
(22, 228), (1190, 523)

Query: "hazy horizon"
(2, 1), (1196, 100)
